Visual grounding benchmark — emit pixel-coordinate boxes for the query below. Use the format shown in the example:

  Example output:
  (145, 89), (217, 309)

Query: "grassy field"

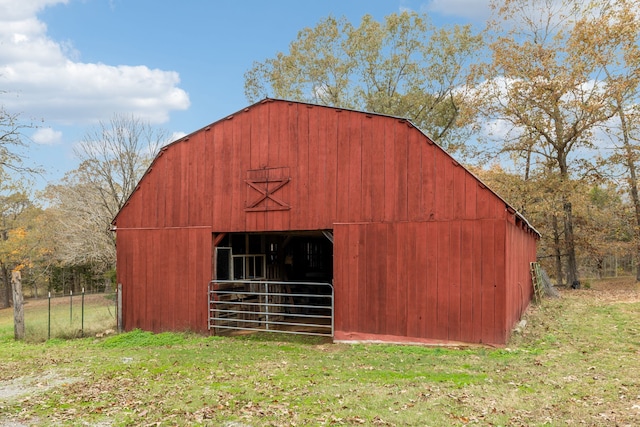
(0, 281), (639, 426)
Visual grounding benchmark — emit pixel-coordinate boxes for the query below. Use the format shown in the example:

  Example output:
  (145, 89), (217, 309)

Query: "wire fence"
(24, 290), (118, 341)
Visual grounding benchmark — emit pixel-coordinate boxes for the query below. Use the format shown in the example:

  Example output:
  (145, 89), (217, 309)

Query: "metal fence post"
(265, 282), (269, 330)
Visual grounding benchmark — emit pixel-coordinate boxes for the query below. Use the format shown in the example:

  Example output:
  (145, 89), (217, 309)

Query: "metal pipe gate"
(208, 280), (333, 337)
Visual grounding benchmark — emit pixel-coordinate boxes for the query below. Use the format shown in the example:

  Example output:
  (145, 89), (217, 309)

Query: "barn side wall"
(116, 228), (212, 333)
(333, 219), (509, 346)
(503, 220), (538, 340)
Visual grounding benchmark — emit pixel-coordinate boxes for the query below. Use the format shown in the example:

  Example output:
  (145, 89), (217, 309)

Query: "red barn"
(113, 99), (539, 346)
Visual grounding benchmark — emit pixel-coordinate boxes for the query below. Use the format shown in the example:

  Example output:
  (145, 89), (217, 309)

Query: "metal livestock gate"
(208, 280), (334, 337)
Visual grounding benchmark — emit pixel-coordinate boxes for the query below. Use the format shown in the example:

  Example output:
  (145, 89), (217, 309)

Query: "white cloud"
(32, 127), (62, 145)
(0, 0), (189, 126)
(169, 131), (187, 143)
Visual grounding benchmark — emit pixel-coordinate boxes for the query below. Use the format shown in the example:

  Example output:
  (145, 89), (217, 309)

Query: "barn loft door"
(245, 167), (291, 212)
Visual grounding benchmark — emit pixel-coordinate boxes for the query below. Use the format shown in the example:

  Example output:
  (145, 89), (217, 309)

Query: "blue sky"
(0, 0), (491, 189)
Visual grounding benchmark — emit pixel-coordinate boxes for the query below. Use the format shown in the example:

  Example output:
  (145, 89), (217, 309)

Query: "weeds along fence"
(24, 290), (118, 342)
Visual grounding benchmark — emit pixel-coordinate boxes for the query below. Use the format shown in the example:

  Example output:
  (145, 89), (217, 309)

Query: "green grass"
(1, 284), (639, 426)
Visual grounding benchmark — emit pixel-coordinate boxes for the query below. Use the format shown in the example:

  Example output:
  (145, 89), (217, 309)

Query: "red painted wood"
(307, 105), (322, 228)
(396, 221), (409, 337)
(407, 129), (422, 221)
(385, 222), (398, 335)
(373, 222), (387, 334)
(178, 141), (190, 226)
(203, 130), (216, 228)
(464, 173), (477, 219)
(333, 224), (347, 332)
(336, 112), (350, 222)
(394, 122), (409, 221)
(295, 105), (310, 229)
(434, 150), (448, 221)
(476, 185), (490, 219)
(383, 119), (395, 222)
(453, 164), (466, 220)
(405, 222), (418, 337)
(114, 99), (539, 344)
(348, 114), (362, 222)
(229, 118), (243, 230)
(370, 117), (386, 222)
(264, 103), (289, 230)
(448, 221), (461, 341)
(471, 221), (484, 343)
(251, 104), (269, 231)
(210, 122), (225, 229)
(436, 222), (450, 340)
(414, 222), (428, 338)
(348, 224), (361, 333)
(494, 221), (507, 343)
(130, 230), (144, 329)
(424, 221), (439, 339)
(356, 224), (368, 333)
(459, 221), (475, 343)
(421, 142), (436, 220)
(323, 108), (338, 226)
(481, 220), (496, 343)
(360, 116), (373, 222)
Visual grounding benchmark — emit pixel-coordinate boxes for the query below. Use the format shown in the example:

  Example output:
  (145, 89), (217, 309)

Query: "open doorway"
(209, 231), (334, 336)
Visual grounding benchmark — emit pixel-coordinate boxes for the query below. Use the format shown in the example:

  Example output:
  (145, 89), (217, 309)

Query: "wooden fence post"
(11, 270), (25, 340)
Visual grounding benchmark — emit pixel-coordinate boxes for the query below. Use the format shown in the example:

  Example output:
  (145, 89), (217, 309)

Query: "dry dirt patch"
(0, 372), (82, 427)
(0, 371), (80, 403)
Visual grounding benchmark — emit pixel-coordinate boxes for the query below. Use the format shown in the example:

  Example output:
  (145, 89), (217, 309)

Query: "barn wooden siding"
(114, 99), (538, 344)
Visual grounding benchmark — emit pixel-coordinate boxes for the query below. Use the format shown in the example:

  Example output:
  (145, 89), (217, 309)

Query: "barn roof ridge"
(112, 97), (540, 237)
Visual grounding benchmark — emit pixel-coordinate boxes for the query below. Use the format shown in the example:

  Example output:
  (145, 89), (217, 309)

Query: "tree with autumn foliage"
(478, 0), (640, 285)
(0, 185), (43, 308)
(583, 0), (640, 281)
(245, 11), (484, 153)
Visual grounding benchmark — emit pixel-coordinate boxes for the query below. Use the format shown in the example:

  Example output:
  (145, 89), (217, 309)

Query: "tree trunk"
(11, 270), (25, 340)
(0, 275), (7, 309)
(563, 200), (579, 287)
(552, 213), (564, 286)
(557, 150), (579, 288)
(1, 265), (11, 309)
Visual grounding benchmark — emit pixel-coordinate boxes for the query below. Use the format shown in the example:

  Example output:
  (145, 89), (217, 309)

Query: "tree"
(0, 92), (41, 310)
(0, 105), (37, 175)
(585, 0), (640, 281)
(245, 12), (484, 152)
(45, 114), (166, 276)
(74, 113), (167, 220)
(0, 188), (42, 308)
(480, 0), (634, 285)
(44, 174), (117, 272)
(580, 184), (633, 278)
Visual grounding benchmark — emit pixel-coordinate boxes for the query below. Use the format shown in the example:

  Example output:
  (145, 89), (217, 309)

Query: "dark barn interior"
(210, 231), (334, 336)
